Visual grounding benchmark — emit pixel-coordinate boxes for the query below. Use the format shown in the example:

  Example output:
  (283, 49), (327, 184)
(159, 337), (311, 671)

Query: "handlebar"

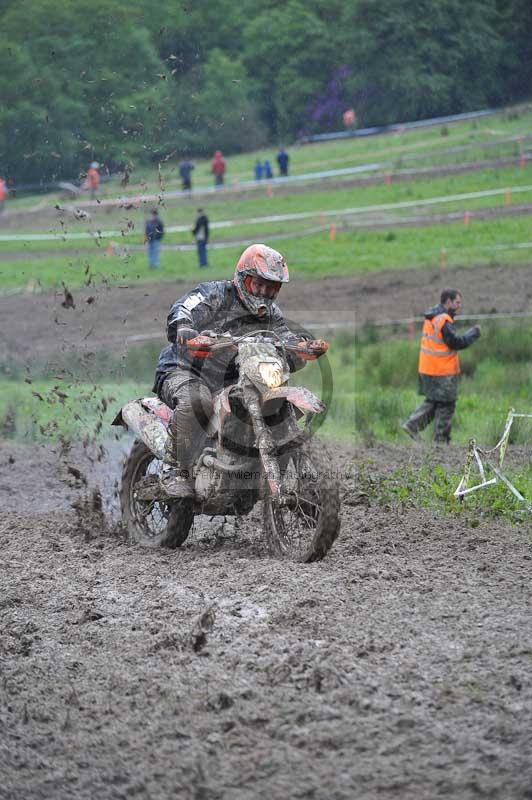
(185, 331), (328, 360)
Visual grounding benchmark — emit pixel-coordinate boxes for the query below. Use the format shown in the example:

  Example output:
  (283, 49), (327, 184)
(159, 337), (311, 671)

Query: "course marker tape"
(3, 183), (532, 242)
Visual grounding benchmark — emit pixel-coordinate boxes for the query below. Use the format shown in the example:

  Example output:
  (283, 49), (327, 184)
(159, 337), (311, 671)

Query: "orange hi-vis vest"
(418, 312), (460, 376)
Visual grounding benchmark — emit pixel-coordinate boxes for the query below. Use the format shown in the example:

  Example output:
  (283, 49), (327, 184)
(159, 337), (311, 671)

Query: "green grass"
(3, 161), (532, 245)
(2, 213), (532, 293)
(357, 460), (532, 524)
(0, 379), (139, 443)
(294, 323), (532, 446)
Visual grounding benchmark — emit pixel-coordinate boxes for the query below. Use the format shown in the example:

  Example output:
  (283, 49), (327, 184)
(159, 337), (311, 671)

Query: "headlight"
(259, 362), (283, 388)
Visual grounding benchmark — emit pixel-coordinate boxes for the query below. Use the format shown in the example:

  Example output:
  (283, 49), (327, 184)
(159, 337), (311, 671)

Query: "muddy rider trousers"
(160, 370), (214, 467)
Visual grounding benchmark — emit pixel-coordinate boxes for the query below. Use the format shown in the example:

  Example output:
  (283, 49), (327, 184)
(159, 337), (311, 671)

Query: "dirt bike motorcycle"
(113, 331), (340, 562)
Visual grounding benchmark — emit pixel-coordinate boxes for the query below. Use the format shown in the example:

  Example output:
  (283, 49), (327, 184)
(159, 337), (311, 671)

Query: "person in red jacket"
(211, 150), (226, 187)
(402, 288), (481, 443)
(0, 177), (7, 213)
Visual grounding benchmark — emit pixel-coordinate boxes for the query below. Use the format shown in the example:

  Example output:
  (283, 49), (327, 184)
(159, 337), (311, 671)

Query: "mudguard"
(261, 386), (325, 415)
(119, 399), (171, 462)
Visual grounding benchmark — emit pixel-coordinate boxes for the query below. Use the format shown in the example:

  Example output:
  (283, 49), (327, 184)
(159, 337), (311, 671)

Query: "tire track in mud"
(1, 440), (532, 798)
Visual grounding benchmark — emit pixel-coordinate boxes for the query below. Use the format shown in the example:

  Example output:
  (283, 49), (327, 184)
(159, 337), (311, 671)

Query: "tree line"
(1, 0), (531, 184)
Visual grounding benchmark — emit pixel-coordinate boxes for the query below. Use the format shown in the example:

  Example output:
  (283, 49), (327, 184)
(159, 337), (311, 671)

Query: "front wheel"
(120, 439), (193, 548)
(263, 442), (340, 562)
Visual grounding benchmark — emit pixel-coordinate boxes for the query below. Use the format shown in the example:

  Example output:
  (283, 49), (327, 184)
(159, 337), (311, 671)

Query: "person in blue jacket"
(276, 148), (289, 177)
(144, 209), (164, 269)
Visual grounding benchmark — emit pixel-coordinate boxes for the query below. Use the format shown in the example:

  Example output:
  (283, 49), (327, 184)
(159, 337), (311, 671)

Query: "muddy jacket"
(418, 303), (480, 402)
(154, 280), (307, 395)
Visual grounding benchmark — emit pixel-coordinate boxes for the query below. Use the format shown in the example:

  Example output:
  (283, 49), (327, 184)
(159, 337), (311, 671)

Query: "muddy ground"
(1, 436), (531, 800)
(1, 264), (532, 799)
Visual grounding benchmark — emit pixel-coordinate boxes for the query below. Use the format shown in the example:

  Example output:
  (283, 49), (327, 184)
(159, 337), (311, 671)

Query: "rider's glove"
(176, 326), (199, 344)
(296, 338), (329, 359)
(187, 334), (216, 352)
(307, 339), (329, 355)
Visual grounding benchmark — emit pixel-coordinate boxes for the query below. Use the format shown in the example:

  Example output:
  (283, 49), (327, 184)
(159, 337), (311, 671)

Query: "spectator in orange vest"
(87, 162), (100, 199)
(402, 288), (481, 443)
(0, 177), (7, 212)
(211, 150), (226, 187)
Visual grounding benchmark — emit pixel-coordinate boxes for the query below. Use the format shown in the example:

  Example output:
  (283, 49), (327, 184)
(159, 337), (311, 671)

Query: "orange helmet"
(234, 244), (289, 316)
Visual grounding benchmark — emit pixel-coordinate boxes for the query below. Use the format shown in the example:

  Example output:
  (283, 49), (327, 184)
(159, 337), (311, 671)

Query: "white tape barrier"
(2, 183), (532, 242)
(454, 408), (532, 511)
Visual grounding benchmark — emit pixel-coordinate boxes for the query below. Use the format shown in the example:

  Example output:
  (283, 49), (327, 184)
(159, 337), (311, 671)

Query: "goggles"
(244, 275), (282, 299)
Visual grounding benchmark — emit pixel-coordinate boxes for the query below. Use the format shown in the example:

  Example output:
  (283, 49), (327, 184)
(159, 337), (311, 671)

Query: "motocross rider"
(153, 243), (327, 497)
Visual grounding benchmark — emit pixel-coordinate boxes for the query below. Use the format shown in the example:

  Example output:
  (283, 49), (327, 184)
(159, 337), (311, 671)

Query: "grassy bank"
(3, 161), (532, 246)
(2, 214), (532, 293)
(357, 459), (532, 524)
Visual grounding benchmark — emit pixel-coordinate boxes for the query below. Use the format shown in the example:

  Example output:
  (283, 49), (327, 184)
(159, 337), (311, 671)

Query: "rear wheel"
(263, 442), (340, 562)
(120, 439), (193, 548)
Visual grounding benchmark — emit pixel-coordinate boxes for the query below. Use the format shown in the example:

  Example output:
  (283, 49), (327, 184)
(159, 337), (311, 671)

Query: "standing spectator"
(192, 208), (209, 268)
(179, 159), (194, 192)
(263, 159), (273, 179)
(254, 160), (264, 181)
(211, 150), (226, 187)
(86, 162), (100, 199)
(0, 176), (7, 213)
(276, 147), (289, 177)
(401, 288), (481, 443)
(144, 208), (165, 269)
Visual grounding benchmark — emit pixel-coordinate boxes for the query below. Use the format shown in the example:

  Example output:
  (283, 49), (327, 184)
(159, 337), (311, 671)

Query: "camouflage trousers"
(160, 369), (214, 467)
(404, 399), (456, 443)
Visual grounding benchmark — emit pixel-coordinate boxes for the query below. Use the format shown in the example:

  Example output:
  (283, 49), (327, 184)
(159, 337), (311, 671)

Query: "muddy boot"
(401, 422), (419, 441)
(159, 410), (195, 498)
(159, 464), (195, 498)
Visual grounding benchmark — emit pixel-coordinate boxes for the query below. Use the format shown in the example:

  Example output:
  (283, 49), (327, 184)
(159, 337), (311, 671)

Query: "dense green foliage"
(2, 0), (532, 184)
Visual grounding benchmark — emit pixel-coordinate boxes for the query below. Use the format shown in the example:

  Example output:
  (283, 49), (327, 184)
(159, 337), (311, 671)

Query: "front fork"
(243, 386), (282, 501)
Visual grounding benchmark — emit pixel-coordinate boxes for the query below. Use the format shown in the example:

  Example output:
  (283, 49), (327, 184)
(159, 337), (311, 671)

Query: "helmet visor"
(244, 275), (282, 300)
